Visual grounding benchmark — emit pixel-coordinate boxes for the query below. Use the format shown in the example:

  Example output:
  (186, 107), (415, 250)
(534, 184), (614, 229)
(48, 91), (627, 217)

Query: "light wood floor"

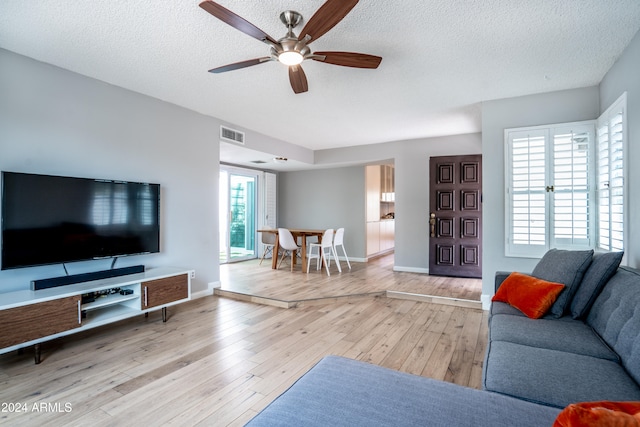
(219, 253), (483, 308)
(0, 256), (488, 426)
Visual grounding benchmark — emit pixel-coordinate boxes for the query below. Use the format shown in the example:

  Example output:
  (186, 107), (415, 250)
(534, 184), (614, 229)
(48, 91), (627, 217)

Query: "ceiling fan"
(199, 0), (382, 94)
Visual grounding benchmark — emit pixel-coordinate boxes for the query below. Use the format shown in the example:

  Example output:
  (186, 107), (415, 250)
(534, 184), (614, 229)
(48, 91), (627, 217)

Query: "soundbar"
(31, 265), (145, 291)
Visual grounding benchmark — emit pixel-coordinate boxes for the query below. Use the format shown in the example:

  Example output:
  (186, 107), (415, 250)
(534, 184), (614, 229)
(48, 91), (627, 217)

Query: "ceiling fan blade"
(298, 0), (359, 44)
(288, 65), (308, 94)
(199, 1), (277, 45)
(312, 51), (382, 69)
(209, 57), (272, 74)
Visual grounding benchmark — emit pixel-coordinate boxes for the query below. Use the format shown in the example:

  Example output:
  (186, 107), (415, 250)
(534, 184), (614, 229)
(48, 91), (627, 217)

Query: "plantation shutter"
(597, 97), (625, 252)
(550, 126), (592, 248)
(264, 172), (277, 228)
(506, 121), (596, 257)
(506, 129), (548, 257)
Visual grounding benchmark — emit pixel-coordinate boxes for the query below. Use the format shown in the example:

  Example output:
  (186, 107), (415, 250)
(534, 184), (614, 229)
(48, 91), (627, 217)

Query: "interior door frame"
(219, 166), (259, 264)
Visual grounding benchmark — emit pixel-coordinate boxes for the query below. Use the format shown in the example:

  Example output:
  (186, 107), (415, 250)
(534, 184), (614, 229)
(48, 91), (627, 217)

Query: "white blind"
(597, 100), (625, 252)
(551, 128), (591, 247)
(505, 121), (596, 257)
(509, 132), (547, 249)
(264, 172), (277, 228)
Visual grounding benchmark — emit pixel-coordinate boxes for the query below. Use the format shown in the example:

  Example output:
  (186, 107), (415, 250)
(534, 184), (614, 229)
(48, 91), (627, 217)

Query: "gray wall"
(279, 133), (482, 268)
(394, 134), (481, 270)
(0, 49), (220, 294)
(480, 87), (600, 302)
(278, 167), (365, 257)
(481, 28), (640, 304)
(599, 29), (640, 268)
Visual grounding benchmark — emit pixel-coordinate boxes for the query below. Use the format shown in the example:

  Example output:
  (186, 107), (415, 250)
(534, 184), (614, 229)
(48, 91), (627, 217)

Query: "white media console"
(0, 267), (193, 364)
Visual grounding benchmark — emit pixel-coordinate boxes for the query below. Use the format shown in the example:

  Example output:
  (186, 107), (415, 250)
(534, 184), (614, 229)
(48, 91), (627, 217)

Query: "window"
(505, 122), (596, 257)
(505, 94), (626, 258)
(597, 93), (626, 252)
(92, 182), (129, 226)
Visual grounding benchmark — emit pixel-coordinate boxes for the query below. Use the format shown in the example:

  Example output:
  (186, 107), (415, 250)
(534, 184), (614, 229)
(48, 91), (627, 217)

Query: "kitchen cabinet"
(366, 165), (381, 222)
(365, 165), (395, 257)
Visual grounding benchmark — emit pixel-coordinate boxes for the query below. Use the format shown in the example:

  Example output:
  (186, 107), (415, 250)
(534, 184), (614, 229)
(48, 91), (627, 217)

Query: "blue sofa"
(247, 355), (561, 427)
(483, 263), (640, 408)
(248, 253), (640, 426)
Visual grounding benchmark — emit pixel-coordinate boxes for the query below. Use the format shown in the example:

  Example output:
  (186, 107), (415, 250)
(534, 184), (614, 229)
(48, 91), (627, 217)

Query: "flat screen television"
(1, 171), (160, 270)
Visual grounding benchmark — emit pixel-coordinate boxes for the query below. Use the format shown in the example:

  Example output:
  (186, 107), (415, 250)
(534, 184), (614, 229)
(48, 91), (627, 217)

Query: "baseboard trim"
(214, 289), (294, 308)
(387, 291), (482, 309)
(481, 294), (492, 311)
(343, 256), (367, 263)
(393, 266), (430, 274)
(191, 281), (220, 300)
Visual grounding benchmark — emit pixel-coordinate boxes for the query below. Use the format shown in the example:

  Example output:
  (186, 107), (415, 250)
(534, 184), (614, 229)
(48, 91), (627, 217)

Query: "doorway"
(219, 168), (258, 263)
(429, 155), (483, 278)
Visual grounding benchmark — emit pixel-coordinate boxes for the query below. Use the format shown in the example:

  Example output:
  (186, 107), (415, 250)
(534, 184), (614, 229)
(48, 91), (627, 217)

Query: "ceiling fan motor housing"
(280, 10), (302, 28)
(200, 0), (381, 94)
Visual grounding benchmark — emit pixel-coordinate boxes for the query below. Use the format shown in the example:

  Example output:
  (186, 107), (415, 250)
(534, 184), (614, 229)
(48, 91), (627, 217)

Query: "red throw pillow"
(553, 401), (640, 426)
(492, 272), (564, 319)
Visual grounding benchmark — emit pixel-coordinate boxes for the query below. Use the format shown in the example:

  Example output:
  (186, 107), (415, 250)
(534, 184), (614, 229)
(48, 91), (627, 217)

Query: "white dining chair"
(333, 227), (351, 270)
(307, 229), (341, 276)
(277, 228), (301, 271)
(259, 227), (277, 265)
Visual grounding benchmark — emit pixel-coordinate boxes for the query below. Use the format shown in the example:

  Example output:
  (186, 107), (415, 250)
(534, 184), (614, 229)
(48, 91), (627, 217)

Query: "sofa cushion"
(494, 271), (512, 293)
(489, 314), (619, 361)
(248, 356), (561, 427)
(490, 300), (527, 317)
(492, 272), (565, 319)
(531, 249), (593, 318)
(571, 251), (624, 319)
(587, 266), (640, 385)
(553, 401), (640, 427)
(483, 341), (640, 408)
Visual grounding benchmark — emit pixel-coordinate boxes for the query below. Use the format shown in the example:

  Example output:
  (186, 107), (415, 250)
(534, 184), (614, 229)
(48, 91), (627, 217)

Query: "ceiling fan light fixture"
(278, 51), (304, 66)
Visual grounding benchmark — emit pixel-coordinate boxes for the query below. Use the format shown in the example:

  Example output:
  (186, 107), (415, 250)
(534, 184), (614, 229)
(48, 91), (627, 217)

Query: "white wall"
(0, 49), (220, 294)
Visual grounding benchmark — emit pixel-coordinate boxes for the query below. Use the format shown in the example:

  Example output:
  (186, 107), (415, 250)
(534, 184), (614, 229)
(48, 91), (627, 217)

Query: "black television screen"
(1, 172), (160, 270)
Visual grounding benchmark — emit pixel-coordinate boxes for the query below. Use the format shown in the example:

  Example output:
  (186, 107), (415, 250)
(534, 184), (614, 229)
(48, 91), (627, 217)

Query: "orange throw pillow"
(492, 272), (564, 319)
(553, 401), (640, 427)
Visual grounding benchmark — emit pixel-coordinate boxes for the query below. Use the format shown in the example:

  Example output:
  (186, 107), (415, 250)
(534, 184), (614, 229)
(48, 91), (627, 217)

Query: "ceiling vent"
(220, 126), (245, 145)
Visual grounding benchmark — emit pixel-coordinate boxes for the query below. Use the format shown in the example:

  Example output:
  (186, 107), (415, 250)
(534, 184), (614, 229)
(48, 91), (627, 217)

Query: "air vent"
(220, 126), (245, 145)
(251, 160), (267, 164)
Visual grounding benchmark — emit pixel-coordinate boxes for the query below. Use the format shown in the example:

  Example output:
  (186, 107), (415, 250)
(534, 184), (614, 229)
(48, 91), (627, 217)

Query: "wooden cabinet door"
(429, 155), (482, 278)
(142, 274), (189, 309)
(0, 296), (81, 348)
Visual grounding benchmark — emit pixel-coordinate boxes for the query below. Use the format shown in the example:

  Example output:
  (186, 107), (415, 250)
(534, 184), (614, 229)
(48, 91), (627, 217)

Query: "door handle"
(429, 212), (436, 237)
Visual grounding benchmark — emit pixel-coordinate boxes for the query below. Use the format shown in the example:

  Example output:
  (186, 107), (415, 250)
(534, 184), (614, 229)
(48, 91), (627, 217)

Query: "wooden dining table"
(258, 228), (325, 273)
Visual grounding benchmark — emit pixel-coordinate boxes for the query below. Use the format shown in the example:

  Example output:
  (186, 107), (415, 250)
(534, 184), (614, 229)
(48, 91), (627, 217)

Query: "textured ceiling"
(1, 1), (640, 155)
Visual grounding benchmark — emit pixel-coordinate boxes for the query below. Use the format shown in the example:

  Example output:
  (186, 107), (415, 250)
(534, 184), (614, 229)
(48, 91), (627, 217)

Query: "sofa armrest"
(495, 271), (512, 293)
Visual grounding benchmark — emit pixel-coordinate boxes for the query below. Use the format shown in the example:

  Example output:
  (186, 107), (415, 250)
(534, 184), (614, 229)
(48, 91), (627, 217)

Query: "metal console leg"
(34, 343), (41, 364)
(162, 307), (167, 322)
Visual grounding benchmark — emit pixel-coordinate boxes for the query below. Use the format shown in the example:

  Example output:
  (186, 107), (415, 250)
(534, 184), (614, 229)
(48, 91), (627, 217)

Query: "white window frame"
(505, 121), (596, 258)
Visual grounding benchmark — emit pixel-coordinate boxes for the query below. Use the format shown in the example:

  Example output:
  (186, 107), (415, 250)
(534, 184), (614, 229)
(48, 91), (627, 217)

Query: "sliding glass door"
(219, 168), (257, 263)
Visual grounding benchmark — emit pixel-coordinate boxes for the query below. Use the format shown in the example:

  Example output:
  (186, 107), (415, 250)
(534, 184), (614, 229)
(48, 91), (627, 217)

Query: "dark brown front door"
(429, 155), (482, 278)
